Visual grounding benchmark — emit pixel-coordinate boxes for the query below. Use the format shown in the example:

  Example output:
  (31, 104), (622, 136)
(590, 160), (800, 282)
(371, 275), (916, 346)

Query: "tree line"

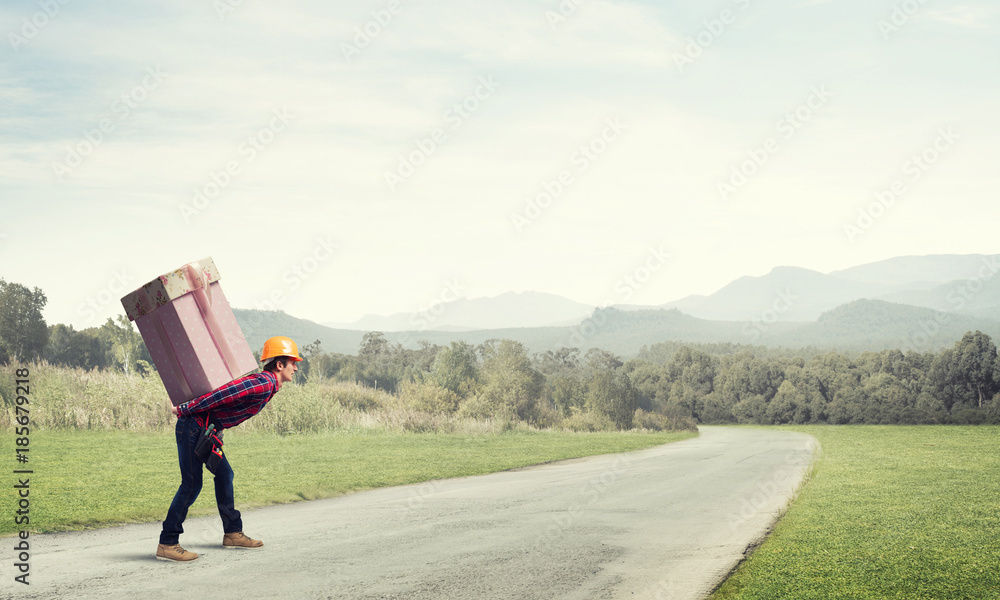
(301, 333), (661, 430)
(298, 330), (1000, 426)
(5, 276), (1000, 427)
(0, 279), (151, 374)
(630, 332), (1000, 425)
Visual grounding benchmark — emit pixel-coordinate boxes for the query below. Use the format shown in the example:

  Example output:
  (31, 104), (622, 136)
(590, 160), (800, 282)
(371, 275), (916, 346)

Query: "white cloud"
(922, 4), (998, 28)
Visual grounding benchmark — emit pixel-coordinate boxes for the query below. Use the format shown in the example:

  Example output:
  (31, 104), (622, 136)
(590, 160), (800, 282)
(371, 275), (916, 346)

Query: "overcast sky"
(1, 0), (997, 330)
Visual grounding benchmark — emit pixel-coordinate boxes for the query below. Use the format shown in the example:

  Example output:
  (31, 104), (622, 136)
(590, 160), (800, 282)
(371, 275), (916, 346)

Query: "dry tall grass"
(0, 363), (532, 434)
(1, 363), (695, 434)
(1, 363), (174, 431)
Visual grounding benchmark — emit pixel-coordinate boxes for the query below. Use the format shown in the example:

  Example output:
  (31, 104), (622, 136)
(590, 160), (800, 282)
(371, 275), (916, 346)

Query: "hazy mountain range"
(325, 254), (1000, 329)
(660, 254), (1000, 321)
(324, 291), (594, 332)
(233, 254), (1000, 357)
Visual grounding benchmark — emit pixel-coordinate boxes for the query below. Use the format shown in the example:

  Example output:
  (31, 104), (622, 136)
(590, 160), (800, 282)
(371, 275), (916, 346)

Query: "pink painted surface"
(135, 281), (258, 406)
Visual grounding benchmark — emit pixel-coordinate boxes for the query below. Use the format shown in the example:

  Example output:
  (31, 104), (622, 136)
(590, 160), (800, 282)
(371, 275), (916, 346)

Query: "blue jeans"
(159, 416), (242, 545)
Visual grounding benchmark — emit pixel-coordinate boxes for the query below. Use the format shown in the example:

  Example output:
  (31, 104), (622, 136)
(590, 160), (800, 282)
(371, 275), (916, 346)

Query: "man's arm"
(175, 376), (260, 418)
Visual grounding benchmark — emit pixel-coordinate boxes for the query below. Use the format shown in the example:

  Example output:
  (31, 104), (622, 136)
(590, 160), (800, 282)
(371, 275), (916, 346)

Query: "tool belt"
(193, 414), (224, 474)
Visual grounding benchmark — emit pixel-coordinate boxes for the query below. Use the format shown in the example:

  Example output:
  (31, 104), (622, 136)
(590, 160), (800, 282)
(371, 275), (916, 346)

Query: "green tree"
(804, 352), (860, 411)
(827, 385), (867, 424)
(951, 331), (999, 409)
(665, 346), (717, 421)
(732, 394), (768, 424)
(301, 339), (323, 360)
(699, 392), (736, 424)
(410, 341), (442, 374)
(766, 380), (807, 424)
(44, 323), (107, 370)
(294, 338), (324, 383)
(100, 316), (145, 376)
(782, 364), (827, 424)
(356, 332), (401, 391)
(0, 279), (49, 362)
(358, 331), (391, 362)
(926, 348), (958, 413)
(916, 391), (948, 423)
(534, 348), (586, 415)
(585, 369), (638, 429)
(585, 347), (623, 371)
(622, 359), (666, 412)
(533, 347), (581, 376)
(310, 352), (355, 380)
(547, 375), (585, 415)
(432, 341), (479, 398)
(462, 339), (543, 422)
(860, 372), (913, 424)
(924, 334), (1000, 417)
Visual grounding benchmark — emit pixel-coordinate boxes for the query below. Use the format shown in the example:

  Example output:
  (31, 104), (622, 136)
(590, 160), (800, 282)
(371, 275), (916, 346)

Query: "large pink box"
(121, 257), (259, 406)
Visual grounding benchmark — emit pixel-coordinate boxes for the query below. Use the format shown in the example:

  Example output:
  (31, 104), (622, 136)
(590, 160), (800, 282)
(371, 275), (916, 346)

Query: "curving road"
(4, 427), (816, 600)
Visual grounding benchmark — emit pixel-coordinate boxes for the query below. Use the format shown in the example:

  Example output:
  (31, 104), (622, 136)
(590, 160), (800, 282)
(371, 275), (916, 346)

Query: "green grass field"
(713, 426), (1000, 600)
(1, 428), (696, 535)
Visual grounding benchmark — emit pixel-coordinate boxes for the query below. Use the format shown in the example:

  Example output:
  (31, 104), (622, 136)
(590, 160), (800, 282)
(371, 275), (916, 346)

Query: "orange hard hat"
(260, 336), (303, 362)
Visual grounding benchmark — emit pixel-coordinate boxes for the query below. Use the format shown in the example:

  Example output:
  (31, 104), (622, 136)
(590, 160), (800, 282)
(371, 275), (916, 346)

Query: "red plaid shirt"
(176, 371), (280, 430)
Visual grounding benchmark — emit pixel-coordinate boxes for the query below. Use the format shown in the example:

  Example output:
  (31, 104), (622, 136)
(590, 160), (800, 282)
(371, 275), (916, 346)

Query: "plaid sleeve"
(177, 374), (269, 417)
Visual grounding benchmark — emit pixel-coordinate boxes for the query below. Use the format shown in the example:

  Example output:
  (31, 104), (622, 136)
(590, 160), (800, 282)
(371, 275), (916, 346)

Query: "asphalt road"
(4, 427), (817, 600)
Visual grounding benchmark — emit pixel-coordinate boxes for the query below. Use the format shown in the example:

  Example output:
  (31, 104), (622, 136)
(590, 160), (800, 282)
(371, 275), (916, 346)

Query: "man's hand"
(170, 403), (179, 417)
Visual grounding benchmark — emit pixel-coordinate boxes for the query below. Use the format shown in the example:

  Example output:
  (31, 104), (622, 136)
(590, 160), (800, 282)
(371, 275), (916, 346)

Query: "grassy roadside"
(712, 426), (1000, 600)
(1, 428), (696, 535)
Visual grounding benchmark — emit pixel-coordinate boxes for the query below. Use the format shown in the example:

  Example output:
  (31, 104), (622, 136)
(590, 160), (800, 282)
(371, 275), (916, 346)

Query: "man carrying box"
(155, 336), (303, 562)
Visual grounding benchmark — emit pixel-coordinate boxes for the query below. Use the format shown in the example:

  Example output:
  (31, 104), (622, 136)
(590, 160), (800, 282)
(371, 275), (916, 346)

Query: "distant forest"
(5, 278), (1000, 427)
(296, 331), (1000, 426)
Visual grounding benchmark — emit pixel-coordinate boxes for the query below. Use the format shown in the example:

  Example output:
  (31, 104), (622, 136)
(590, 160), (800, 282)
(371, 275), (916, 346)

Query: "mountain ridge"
(234, 299), (1000, 359)
(324, 290), (594, 332)
(321, 254), (1000, 330)
(232, 253), (1000, 357)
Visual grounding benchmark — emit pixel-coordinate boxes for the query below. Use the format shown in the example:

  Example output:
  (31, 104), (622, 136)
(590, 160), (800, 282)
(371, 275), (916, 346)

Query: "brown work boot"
(156, 543), (199, 562)
(223, 531), (263, 548)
